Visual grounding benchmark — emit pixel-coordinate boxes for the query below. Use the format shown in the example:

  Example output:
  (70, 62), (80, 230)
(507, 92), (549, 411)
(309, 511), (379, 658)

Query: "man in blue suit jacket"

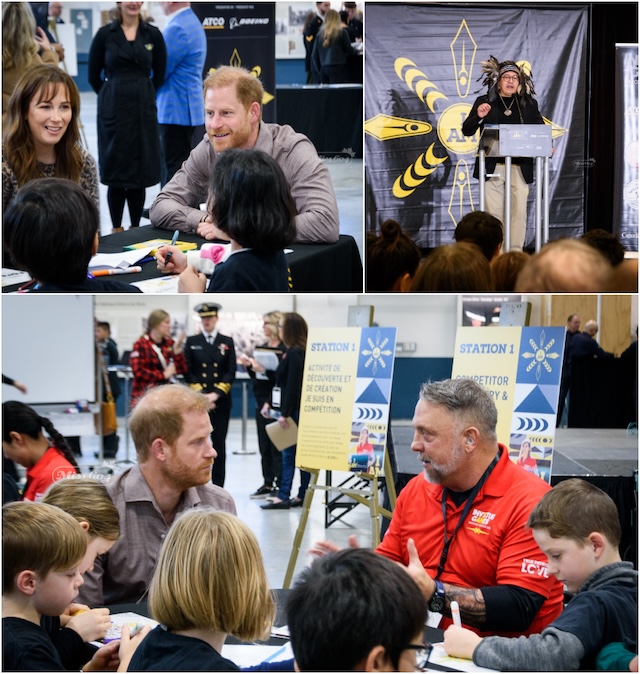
(156, 2), (207, 186)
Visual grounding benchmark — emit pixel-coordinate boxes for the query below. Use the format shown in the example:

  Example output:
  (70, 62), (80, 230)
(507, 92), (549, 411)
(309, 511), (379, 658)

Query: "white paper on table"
(222, 642), (293, 668)
(89, 612), (158, 647)
(131, 275), (180, 294)
(89, 247), (155, 271)
(427, 643), (498, 672)
(2, 268), (32, 287)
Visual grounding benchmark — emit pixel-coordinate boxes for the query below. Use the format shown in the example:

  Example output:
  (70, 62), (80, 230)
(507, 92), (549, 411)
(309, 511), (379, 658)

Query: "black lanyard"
(435, 452), (500, 580)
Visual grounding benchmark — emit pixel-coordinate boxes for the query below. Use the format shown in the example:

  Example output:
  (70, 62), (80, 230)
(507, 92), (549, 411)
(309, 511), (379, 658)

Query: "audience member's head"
(367, 219), (421, 292)
(320, 9), (342, 46)
(149, 509), (274, 641)
(146, 309), (170, 333)
(262, 311), (282, 339)
(95, 321), (112, 342)
(2, 2), (38, 71)
(454, 211), (503, 262)
(279, 312), (308, 350)
(4, 64), (83, 185)
(411, 242), (493, 292)
(3, 178), (99, 285)
(515, 239), (613, 292)
(584, 320), (599, 338)
(287, 548), (428, 671)
(3, 501), (86, 610)
(581, 229), (626, 266)
(42, 477), (120, 574)
(207, 148), (296, 253)
(128, 384), (212, 463)
(490, 250), (529, 291)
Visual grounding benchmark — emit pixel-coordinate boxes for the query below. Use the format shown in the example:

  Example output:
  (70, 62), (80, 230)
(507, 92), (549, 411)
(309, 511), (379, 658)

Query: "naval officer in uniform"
(185, 303), (236, 487)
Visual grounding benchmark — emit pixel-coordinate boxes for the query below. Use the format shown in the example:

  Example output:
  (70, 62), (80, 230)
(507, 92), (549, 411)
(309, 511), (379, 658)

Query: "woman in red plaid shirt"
(130, 309), (187, 407)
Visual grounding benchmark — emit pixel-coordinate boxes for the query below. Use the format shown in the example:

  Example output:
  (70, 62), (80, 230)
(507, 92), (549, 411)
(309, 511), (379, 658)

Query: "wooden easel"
(282, 448), (397, 588)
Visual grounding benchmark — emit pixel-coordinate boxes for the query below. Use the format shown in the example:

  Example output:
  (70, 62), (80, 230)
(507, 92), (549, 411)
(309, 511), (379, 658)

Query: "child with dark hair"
(3, 177), (141, 292)
(366, 219), (421, 291)
(2, 401), (80, 501)
(157, 148), (296, 292)
(287, 548), (428, 671)
(454, 211), (504, 262)
(444, 479), (637, 670)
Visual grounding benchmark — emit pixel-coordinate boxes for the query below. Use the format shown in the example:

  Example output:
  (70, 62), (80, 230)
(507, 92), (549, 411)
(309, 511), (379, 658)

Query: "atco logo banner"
(192, 4), (276, 123)
(365, 5), (588, 248)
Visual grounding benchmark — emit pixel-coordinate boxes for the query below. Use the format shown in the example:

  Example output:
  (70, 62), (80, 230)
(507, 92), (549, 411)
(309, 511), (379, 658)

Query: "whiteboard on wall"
(2, 295), (95, 405)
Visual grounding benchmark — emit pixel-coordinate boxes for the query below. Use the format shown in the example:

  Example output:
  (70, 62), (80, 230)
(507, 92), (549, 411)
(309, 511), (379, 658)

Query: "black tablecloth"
(3, 229), (362, 293)
(568, 357), (637, 428)
(276, 84), (363, 158)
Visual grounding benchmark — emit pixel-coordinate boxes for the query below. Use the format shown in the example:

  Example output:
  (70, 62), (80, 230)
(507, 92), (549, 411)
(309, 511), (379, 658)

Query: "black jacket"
(462, 94), (545, 184)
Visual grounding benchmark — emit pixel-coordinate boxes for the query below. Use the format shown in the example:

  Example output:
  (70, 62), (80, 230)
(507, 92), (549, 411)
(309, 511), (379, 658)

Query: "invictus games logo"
(364, 19), (568, 222)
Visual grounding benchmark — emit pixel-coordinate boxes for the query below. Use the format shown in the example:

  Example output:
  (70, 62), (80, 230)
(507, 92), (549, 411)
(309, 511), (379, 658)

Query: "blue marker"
(164, 230), (180, 265)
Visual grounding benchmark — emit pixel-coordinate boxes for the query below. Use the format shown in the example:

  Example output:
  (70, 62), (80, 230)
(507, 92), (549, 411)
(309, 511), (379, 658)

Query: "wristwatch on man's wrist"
(428, 579), (446, 613)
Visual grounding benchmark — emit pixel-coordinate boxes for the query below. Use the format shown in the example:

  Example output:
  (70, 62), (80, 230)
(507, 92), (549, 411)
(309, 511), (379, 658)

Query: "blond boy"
(2, 502), (146, 671)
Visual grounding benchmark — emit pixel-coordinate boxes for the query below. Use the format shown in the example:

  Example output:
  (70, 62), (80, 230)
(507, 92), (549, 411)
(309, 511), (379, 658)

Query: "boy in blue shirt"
(444, 478), (637, 670)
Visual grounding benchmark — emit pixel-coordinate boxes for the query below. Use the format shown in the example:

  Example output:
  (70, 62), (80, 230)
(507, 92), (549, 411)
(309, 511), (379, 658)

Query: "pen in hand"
(451, 600), (462, 627)
(164, 230), (180, 265)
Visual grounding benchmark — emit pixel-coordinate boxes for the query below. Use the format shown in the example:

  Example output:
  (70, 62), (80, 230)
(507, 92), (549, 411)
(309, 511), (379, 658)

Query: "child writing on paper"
(2, 400), (80, 501)
(127, 509), (276, 671)
(155, 148), (296, 292)
(3, 178), (141, 293)
(2, 501), (149, 671)
(443, 479), (638, 670)
(41, 477), (121, 669)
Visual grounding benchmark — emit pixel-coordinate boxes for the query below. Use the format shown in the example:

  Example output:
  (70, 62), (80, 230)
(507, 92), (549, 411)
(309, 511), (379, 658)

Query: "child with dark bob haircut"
(159, 148), (296, 292)
(444, 478), (637, 670)
(3, 177), (140, 292)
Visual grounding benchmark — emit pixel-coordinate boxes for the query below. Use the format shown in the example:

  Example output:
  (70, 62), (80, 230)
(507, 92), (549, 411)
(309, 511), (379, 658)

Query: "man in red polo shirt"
(313, 378), (564, 638)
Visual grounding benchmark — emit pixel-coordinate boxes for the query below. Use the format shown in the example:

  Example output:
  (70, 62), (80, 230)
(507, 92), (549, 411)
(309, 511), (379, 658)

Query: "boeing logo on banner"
(229, 16), (271, 30)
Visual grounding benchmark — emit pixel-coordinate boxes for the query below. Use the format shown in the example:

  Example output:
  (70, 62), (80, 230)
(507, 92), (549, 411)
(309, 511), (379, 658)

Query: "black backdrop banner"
(191, 3), (276, 124)
(365, 4), (588, 248)
(612, 44), (639, 252)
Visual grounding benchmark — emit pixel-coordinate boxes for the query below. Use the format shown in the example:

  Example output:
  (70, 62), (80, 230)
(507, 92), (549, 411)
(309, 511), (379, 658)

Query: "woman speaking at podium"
(462, 57), (546, 252)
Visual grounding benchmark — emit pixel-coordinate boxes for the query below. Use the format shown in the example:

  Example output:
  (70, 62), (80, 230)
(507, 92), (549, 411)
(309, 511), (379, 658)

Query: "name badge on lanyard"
(272, 387), (282, 408)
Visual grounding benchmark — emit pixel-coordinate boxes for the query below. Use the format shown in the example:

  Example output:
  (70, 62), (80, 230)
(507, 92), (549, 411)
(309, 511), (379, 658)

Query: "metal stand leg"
(233, 381), (256, 455)
(543, 157), (550, 246)
(504, 156), (512, 251)
(479, 148), (486, 210)
(535, 157), (543, 252)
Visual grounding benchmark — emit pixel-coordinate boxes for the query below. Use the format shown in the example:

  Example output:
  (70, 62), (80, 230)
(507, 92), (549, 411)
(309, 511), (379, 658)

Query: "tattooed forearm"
(442, 584), (486, 627)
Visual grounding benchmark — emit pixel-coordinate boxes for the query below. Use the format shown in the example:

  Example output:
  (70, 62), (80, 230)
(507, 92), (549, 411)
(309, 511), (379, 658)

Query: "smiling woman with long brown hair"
(2, 64), (97, 212)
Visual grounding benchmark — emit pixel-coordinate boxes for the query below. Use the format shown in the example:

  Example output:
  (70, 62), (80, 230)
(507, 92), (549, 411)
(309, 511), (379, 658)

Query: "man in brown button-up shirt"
(78, 384), (236, 607)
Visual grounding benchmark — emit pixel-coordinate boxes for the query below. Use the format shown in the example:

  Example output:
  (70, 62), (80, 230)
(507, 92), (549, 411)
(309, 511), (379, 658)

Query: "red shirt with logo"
(23, 446), (77, 502)
(377, 444), (563, 637)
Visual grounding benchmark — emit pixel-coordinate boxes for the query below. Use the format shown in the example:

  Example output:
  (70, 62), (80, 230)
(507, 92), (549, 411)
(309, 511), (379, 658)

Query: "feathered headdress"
(479, 55), (536, 104)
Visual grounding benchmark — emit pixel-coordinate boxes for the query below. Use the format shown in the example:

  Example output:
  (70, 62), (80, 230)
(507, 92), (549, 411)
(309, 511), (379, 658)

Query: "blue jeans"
(277, 411), (311, 501)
